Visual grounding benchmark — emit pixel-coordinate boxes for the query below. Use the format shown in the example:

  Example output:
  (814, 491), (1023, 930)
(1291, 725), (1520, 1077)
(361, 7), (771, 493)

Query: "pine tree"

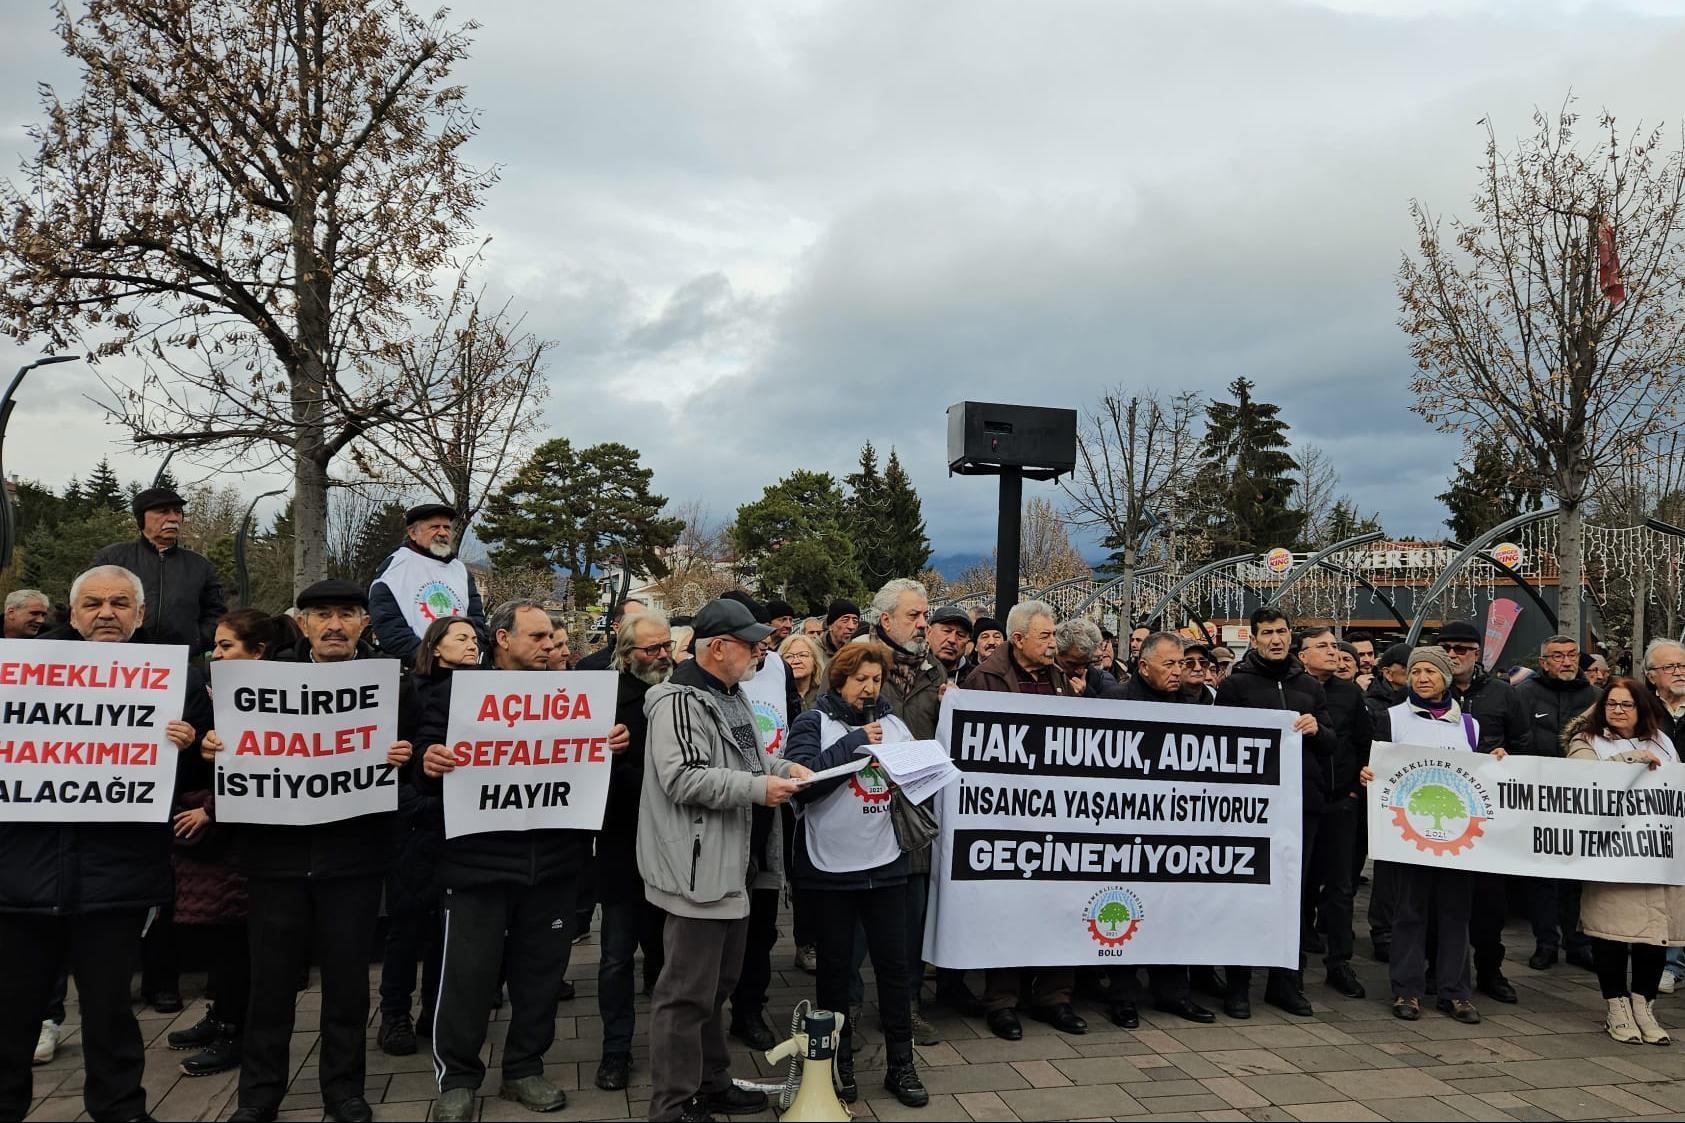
(1186, 378), (1305, 556)
(82, 459), (127, 515)
(845, 442), (890, 588)
(880, 449), (932, 578)
(733, 470), (865, 611)
(1438, 436), (1546, 543)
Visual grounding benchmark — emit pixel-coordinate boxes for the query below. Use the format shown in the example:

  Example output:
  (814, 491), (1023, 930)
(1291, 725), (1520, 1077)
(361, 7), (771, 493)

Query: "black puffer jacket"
(1364, 674), (1402, 727)
(1513, 672), (1598, 757)
(90, 537), (227, 656)
(1215, 650), (1337, 815)
(412, 672), (589, 889)
(1452, 667), (1530, 754)
(1317, 674), (1373, 801)
(598, 670), (655, 904)
(785, 691), (910, 891)
(233, 644), (411, 881)
(0, 633), (211, 915)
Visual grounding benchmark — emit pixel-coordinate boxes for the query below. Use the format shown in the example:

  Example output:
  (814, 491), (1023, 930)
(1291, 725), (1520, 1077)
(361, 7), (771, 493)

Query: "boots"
(836, 1036), (858, 1103)
(883, 1043), (929, 1108)
(1605, 997), (1642, 1044)
(1631, 994), (1671, 1045)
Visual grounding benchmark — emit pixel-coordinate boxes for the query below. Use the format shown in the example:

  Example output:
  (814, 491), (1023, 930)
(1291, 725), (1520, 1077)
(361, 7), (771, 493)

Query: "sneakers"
(1606, 996), (1643, 1044)
(1660, 972), (1680, 995)
(837, 1042), (859, 1102)
(795, 944), (818, 973)
(432, 1088), (474, 1123)
(909, 1004), (941, 1046)
(180, 1036), (241, 1077)
(32, 1020), (59, 1065)
(1631, 994), (1671, 1045)
(378, 1011), (417, 1056)
(168, 1012), (232, 1051)
(499, 1074), (567, 1112)
(1436, 997), (1481, 1024)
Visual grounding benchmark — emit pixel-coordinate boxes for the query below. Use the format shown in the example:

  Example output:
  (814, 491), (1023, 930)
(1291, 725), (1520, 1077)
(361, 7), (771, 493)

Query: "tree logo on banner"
(415, 580), (465, 623)
(850, 762), (893, 804)
(750, 701), (786, 755)
(1082, 886), (1145, 947)
(1382, 759), (1493, 855)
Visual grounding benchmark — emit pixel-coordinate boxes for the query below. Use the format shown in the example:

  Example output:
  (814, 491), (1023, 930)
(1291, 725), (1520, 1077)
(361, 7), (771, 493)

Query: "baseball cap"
(693, 598), (774, 644)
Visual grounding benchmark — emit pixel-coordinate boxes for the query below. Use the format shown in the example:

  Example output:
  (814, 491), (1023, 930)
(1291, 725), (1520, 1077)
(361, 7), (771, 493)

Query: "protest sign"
(212, 659), (400, 825)
(441, 670), (616, 839)
(0, 638), (187, 822)
(925, 689), (1303, 970)
(1369, 742), (1685, 884)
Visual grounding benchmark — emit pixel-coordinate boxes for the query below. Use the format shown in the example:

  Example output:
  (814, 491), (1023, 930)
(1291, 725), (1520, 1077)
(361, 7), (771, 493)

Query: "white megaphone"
(733, 1002), (851, 1120)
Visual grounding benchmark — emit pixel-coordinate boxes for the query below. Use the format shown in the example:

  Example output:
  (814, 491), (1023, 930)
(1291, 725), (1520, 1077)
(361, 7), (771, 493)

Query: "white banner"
(442, 670), (616, 839)
(212, 659), (401, 825)
(742, 653), (790, 756)
(1368, 743), (1685, 884)
(0, 638), (188, 822)
(926, 689), (1303, 970)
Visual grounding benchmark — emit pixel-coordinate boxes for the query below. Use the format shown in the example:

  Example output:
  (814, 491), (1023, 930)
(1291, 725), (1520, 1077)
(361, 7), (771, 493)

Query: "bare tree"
(1399, 105), (1685, 638)
(646, 500), (736, 614)
(1021, 497), (1091, 587)
(1061, 389), (1201, 607)
(0, 0), (493, 593)
(351, 250), (551, 531)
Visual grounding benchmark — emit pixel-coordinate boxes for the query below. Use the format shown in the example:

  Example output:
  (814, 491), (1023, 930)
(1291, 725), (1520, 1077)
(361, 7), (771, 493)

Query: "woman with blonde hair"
(778, 632), (827, 710)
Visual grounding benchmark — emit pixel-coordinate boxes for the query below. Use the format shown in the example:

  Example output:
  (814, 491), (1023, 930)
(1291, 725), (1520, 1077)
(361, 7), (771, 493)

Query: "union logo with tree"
(849, 761), (893, 804)
(1082, 886), (1145, 947)
(1383, 760), (1492, 856)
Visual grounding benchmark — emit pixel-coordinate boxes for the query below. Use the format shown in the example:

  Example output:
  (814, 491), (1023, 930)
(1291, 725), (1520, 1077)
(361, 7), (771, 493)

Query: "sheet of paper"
(794, 755), (873, 786)
(870, 738), (953, 782)
(896, 765), (961, 805)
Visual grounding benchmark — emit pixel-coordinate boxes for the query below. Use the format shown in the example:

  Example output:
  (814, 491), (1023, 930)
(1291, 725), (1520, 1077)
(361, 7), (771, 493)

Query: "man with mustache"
(369, 501), (487, 665)
(92, 485), (227, 656)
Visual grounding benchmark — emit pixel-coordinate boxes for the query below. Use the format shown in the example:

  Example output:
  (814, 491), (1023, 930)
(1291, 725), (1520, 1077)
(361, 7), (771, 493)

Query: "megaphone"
(732, 1001), (851, 1120)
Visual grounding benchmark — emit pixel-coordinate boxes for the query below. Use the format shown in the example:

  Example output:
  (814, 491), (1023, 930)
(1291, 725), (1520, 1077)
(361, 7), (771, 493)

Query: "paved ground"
(24, 876), (1685, 1122)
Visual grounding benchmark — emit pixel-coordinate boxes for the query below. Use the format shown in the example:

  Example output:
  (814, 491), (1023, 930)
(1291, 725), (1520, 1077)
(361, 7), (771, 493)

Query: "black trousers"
(1593, 938), (1667, 1001)
(0, 910), (148, 1122)
(1390, 864), (1471, 1001)
(240, 876), (383, 1112)
(203, 922), (252, 1028)
(782, 807), (818, 948)
(1315, 798), (1358, 971)
(433, 876), (579, 1092)
(1232, 812), (1318, 992)
(379, 827), (442, 1020)
(1469, 873), (1508, 977)
(814, 884), (912, 1049)
(140, 900), (179, 996)
(1369, 860), (1398, 942)
(598, 896), (667, 1056)
(730, 886), (779, 1018)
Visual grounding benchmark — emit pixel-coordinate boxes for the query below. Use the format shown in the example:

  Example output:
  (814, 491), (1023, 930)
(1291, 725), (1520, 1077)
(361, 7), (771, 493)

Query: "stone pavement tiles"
(23, 876), (1685, 1121)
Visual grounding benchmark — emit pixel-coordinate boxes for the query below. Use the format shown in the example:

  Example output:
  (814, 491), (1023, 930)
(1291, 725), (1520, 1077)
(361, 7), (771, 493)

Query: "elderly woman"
(778, 632), (827, 710)
(1565, 677), (1682, 1045)
(1361, 646), (1503, 1025)
(785, 642), (928, 1110)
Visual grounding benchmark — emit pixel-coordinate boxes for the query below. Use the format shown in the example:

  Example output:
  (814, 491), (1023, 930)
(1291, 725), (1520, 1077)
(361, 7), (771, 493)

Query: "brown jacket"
(960, 643), (1073, 697)
(1565, 723), (1685, 947)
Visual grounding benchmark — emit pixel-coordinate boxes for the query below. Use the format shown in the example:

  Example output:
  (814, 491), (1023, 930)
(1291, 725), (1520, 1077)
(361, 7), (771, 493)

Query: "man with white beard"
(369, 502), (487, 664)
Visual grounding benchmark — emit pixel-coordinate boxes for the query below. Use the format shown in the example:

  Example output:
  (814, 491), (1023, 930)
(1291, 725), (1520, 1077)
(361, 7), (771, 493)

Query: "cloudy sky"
(4, 0), (1685, 564)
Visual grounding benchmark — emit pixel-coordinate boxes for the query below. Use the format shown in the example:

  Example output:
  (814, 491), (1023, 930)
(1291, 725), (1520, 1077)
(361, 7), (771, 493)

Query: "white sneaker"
(1606, 997), (1643, 1044)
(1632, 994), (1672, 1045)
(32, 1021), (59, 1065)
(1661, 972), (1679, 995)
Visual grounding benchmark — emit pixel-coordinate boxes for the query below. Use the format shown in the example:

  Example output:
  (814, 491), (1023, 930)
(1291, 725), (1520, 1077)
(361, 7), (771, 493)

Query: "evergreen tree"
(1438, 436), (1546, 543)
(81, 458), (126, 515)
(733, 470), (865, 611)
(21, 506), (133, 606)
(340, 501), (409, 587)
(844, 443), (932, 590)
(1185, 378), (1305, 556)
(880, 449), (932, 579)
(479, 439), (682, 608)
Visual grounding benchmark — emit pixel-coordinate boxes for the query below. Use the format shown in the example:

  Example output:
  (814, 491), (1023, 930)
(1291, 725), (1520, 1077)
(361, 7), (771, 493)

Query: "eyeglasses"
(1606, 701), (1637, 711)
(635, 641), (675, 656)
(1651, 663), (1685, 675)
(1542, 650), (1579, 661)
(1441, 644), (1480, 655)
(1299, 642), (1338, 651)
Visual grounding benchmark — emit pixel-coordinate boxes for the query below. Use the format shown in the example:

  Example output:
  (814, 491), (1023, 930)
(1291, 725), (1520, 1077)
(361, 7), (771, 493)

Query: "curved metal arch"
(1067, 564), (1168, 618)
(1467, 549), (1558, 631)
(1267, 530), (1387, 605)
(1147, 553), (1258, 624)
(233, 488), (289, 606)
(1313, 559), (1410, 630)
(1405, 507), (1559, 646)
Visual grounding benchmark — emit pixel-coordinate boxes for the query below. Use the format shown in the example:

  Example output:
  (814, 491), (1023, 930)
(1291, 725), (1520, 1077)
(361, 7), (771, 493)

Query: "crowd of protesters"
(3, 485), (1685, 1123)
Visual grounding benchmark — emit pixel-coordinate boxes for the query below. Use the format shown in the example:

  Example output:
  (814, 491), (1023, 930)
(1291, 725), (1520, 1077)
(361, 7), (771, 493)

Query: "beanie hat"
(973, 616), (1005, 639)
(1408, 645), (1455, 685)
(825, 599), (860, 627)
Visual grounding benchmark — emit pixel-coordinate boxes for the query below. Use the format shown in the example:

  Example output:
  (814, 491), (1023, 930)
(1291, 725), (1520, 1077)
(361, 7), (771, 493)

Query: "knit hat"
(973, 616), (1005, 640)
(765, 599), (795, 621)
(825, 599), (860, 627)
(1408, 645), (1455, 685)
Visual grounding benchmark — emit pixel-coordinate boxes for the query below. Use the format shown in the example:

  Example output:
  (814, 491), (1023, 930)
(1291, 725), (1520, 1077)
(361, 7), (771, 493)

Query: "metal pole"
(233, 488), (288, 606)
(0, 355), (79, 571)
(149, 448), (178, 490)
(1404, 507), (1559, 645)
(994, 467), (1022, 623)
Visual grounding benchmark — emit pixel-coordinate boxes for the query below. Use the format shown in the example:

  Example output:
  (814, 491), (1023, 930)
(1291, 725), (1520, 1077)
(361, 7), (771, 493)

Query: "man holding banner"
(418, 598), (628, 1122)
(202, 578), (414, 1123)
(0, 564), (199, 1123)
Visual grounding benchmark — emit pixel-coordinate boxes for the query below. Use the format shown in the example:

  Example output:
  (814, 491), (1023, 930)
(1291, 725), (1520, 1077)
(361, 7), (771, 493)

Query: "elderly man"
(964, 615), (1006, 680)
(765, 600), (796, 645)
(1217, 607), (1334, 1020)
(595, 612), (676, 1092)
(1055, 617), (1110, 698)
(1585, 654), (1609, 687)
(1514, 634), (1599, 972)
(417, 600), (630, 1121)
(369, 501), (487, 664)
(966, 600), (1086, 1039)
(1180, 640), (1218, 703)
(638, 598), (810, 1122)
(92, 485), (227, 654)
(927, 605), (973, 678)
(822, 598), (861, 657)
(0, 565), (205, 1123)
(1648, 639), (1685, 747)
(2, 589), (49, 638)
(204, 580), (413, 1123)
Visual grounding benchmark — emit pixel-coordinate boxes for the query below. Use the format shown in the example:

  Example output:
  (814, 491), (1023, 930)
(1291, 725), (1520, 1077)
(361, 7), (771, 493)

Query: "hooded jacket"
(1513, 671), (1598, 757)
(1214, 649), (1337, 815)
(636, 658), (801, 920)
(90, 536), (227, 655)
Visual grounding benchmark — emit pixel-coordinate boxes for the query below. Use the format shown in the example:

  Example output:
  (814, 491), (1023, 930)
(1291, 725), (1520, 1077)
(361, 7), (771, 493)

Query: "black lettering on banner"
(951, 828), (1270, 884)
(949, 709), (1280, 785)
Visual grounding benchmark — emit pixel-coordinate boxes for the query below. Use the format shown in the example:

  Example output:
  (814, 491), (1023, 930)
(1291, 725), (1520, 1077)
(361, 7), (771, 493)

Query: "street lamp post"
(0, 355), (80, 570)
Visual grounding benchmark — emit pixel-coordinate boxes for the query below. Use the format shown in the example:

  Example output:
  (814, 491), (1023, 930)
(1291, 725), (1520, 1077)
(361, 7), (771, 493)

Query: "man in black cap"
(961, 616), (1006, 682)
(638, 598), (811, 1122)
(765, 599), (796, 645)
(822, 598), (860, 657)
(92, 485), (227, 655)
(369, 501), (486, 664)
(927, 605), (973, 679)
(202, 579), (415, 1123)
